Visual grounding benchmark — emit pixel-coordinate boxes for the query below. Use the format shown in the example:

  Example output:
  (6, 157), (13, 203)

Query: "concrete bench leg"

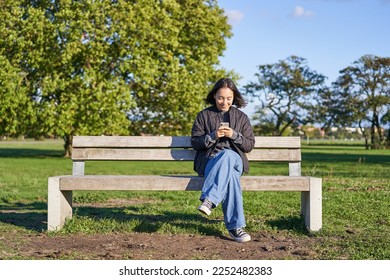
(301, 177), (322, 231)
(48, 176), (73, 231)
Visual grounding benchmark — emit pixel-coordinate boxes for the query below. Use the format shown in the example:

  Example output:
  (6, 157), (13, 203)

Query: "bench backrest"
(71, 136), (302, 176)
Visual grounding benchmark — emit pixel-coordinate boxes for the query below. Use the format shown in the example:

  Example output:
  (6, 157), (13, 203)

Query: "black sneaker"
(228, 228), (251, 243)
(198, 198), (213, 216)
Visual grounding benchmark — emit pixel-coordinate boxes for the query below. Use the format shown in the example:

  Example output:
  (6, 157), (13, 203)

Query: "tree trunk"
(370, 113), (377, 149)
(359, 121), (369, 150)
(374, 114), (384, 148)
(387, 128), (390, 148)
(278, 116), (296, 136)
(63, 135), (72, 158)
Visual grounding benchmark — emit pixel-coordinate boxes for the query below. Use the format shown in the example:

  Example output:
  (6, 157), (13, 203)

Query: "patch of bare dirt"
(18, 231), (320, 260)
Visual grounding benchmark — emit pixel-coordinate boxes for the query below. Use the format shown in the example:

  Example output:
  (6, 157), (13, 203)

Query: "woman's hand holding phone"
(217, 122), (233, 138)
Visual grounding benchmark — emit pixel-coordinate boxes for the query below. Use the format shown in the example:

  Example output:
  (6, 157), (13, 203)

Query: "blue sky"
(217, 0), (390, 116)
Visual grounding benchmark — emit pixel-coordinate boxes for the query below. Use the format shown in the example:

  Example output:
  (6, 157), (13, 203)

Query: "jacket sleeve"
(232, 113), (255, 153)
(191, 111), (217, 151)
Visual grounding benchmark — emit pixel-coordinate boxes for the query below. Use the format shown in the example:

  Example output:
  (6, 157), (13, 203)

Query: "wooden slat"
(247, 149), (301, 161)
(73, 136), (191, 148)
(59, 175), (311, 191)
(255, 136), (300, 148)
(72, 147), (301, 161)
(72, 136), (301, 149)
(72, 148), (196, 161)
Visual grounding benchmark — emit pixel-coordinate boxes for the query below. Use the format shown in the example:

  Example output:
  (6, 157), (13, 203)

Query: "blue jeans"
(200, 149), (246, 230)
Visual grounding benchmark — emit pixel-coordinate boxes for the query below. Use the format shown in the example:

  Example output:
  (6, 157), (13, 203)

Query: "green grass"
(0, 139), (389, 259)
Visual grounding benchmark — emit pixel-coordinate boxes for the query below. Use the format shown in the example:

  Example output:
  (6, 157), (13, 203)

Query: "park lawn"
(0, 139), (389, 259)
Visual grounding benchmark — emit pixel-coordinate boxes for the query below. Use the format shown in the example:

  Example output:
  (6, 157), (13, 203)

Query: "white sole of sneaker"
(198, 205), (211, 216)
(229, 232), (251, 243)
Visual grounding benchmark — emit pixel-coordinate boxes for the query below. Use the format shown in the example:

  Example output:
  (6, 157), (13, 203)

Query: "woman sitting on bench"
(191, 78), (255, 243)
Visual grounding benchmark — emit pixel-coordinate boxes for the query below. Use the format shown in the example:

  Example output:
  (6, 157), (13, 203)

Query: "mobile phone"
(220, 122), (229, 127)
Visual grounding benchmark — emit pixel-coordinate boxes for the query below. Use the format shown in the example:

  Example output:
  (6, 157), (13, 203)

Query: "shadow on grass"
(265, 216), (307, 234)
(72, 205), (310, 236)
(73, 205), (225, 238)
(302, 152), (390, 164)
(0, 148), (64, 158)
(0, 202), (47, 232)
(0, 202), (310, 236)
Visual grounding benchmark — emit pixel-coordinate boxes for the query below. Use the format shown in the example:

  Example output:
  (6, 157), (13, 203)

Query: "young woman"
(191, 78), (255, 242)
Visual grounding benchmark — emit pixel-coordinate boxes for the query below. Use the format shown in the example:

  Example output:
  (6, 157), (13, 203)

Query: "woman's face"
(214, 87), (234, 112)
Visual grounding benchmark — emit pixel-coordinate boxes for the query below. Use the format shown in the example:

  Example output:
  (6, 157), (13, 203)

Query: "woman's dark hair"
(205, 78), (247, 108)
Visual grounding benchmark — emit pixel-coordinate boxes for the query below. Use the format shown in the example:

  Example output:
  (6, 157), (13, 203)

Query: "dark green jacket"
(191, 106), (255, 176)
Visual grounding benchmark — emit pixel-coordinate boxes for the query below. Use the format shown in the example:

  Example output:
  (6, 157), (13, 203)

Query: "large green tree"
(123, 0), (234, 135)
(0, 0), (233, 155)
(0, 55), (34, 137)
(244, 56), (326, 136)
(332, 55), (390, 149)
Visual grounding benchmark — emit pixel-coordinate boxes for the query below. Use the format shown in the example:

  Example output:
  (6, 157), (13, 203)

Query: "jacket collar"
(208, 105), (238, 128)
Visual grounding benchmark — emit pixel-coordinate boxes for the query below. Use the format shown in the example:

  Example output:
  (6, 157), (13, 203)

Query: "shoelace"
(236, 228), (247, 237)
(203, 199), (213, 209)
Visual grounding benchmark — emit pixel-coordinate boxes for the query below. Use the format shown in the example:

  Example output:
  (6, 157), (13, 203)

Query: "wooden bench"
(47, 136), (322, 232)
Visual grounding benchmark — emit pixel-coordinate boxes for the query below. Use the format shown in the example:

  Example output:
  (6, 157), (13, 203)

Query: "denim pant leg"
(200, 149), (246, 230)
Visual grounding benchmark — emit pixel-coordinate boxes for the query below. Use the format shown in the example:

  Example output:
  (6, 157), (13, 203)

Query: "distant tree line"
(1, 1), (389, 153)
(244, 55), (390, 149)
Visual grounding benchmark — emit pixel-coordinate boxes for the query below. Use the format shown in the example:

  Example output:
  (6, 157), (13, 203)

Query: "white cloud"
(225, 10), (245, 25)
(291, 6), (315, 18)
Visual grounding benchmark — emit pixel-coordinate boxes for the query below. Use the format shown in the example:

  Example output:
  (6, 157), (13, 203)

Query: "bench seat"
(53, 175), (317, 191)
